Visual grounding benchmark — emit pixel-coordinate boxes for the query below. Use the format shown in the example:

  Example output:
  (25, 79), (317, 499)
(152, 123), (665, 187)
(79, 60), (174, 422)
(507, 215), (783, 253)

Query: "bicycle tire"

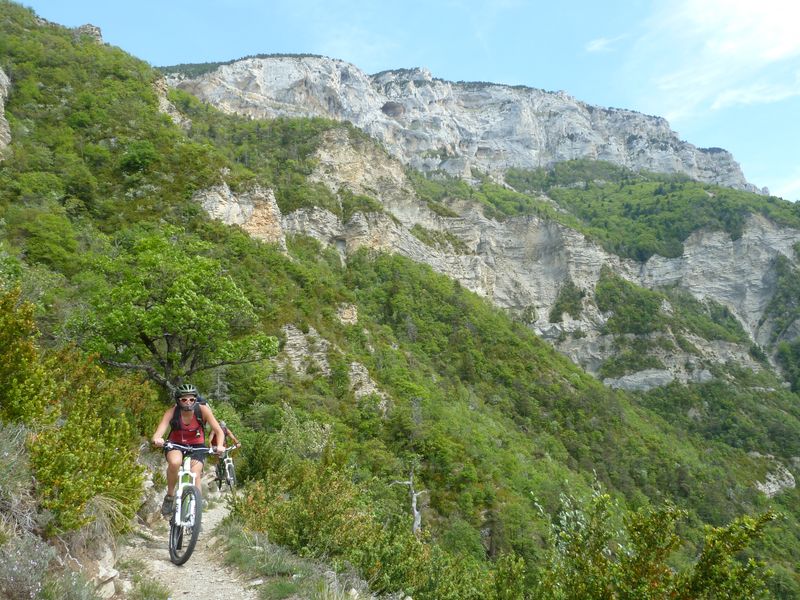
(215, 462), (224, 491)
(225, 460), (237, 491)
(168, 486), (202, 565)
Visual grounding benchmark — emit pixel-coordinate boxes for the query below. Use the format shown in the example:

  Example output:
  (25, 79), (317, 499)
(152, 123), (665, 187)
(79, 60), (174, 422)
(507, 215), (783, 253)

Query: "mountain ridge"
(163, 55), (765, 193)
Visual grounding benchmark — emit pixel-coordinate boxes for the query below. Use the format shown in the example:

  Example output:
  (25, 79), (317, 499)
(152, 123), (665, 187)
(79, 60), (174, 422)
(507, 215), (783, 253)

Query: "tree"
(76, 226), (278, 393)
(533, 489), (776, 600)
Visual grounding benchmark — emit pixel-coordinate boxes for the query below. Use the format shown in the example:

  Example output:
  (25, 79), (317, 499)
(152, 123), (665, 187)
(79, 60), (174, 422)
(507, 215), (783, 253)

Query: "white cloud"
(631, 0), (800, 119)
(585, 35), (626, 53)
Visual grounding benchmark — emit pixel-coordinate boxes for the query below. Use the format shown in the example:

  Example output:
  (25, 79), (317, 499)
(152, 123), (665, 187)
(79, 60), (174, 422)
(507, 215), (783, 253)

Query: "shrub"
(29, 354), (143, 533)
(0, 531), (56, 600)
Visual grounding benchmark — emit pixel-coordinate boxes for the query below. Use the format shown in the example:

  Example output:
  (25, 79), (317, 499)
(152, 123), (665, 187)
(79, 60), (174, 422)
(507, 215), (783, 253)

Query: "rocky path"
(119, 481), (259, 600)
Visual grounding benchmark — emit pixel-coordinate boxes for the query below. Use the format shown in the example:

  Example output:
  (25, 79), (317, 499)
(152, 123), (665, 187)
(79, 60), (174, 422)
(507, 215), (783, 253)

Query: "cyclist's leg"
(165, 449), (182, 496)
(190, 458), (204, 497)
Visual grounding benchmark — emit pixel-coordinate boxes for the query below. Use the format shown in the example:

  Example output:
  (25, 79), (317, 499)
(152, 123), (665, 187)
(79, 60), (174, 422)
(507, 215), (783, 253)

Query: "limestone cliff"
(0, 67), (11, 157)
(193, 129), (800, 390)
(166, 56), (760, 192)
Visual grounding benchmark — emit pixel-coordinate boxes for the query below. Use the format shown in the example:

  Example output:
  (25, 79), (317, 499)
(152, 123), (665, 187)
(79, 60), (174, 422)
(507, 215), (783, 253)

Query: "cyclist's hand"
(152, 438), (165, 448)
(215, 444), (225, 455)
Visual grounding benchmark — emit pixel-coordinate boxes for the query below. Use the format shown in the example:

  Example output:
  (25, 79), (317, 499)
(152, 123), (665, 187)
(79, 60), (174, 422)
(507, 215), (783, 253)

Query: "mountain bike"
(214, 443), (239, 492)
(163, 442), (215, 565)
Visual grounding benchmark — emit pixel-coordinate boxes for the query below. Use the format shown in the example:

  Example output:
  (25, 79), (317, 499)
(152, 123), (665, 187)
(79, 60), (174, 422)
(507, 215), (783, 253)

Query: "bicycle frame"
(164, 443), (213, 526)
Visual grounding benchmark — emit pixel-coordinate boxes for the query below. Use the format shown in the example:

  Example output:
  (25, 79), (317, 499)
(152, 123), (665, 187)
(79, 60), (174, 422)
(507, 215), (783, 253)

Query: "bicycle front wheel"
(168, 486), (202, 565)
(225, 460), (237, 491)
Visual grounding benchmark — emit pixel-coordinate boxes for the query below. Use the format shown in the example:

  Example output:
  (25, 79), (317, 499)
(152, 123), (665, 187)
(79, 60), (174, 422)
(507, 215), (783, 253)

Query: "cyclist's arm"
(151, 407), (173, 447)
(201, 405), (226, 453)
(227, 430), (240, 446)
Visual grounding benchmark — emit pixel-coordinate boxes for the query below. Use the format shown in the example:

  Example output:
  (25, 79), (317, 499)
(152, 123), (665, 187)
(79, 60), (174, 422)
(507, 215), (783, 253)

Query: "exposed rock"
(166, 56), (760, 191)
(194, 183), (286, 250)
(154, 77), (191, 130)
(348, 361), (390, 414)
(0, 67), (11, 157)
(755, 464), (796, 498)
(279, 324), (331, 376)
(641, 214), (800, 344)
(72, 24), (103, 43)
(197, 128), (800, 391)
(91, 544), (118, 599)
(337, 303), (358, 325)
(604, 369), (676, 392)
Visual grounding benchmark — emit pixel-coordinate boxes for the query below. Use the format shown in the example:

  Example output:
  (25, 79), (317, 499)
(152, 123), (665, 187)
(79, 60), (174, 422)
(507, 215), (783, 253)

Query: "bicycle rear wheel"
(225, 460), (237, 491)
(215, 461), (224, 491)
(168, 486), (202, 565)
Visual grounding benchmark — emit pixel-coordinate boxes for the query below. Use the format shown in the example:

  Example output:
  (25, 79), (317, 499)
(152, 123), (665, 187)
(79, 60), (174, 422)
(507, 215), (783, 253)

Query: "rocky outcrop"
(72, 24), (103, 43)
(641, 215), (800, 344)
(166, 56), (760, 192)
(279, 324), (331, 377)
(194, 183), (286, 250)
(604, 369), (676, 391)
(154, 78), (191, 130)
(750, 454), (797, 498)
(0, 67), (11, 157)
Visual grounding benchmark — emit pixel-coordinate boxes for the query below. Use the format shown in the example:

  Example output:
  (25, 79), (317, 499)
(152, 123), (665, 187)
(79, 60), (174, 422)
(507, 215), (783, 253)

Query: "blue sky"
(20, 0), (800, 200)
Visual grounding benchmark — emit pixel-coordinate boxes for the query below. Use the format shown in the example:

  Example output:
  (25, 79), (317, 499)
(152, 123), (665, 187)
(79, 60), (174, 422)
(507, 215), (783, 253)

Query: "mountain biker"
(208, 420), (240, 449)
(151, 383), (225, 516)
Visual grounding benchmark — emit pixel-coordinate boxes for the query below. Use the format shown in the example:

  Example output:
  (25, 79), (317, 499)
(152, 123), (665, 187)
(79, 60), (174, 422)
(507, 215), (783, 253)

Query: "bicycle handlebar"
(163, 442), (219, 454)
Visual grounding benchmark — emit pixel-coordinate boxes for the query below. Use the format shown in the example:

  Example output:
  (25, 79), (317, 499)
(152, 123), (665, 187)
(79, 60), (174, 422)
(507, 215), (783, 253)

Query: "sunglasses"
(179, 396), (196, 402)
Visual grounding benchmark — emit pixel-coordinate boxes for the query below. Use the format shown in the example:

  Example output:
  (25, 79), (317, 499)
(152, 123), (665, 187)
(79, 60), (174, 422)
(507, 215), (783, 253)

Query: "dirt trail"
(120, 478), (259, 600)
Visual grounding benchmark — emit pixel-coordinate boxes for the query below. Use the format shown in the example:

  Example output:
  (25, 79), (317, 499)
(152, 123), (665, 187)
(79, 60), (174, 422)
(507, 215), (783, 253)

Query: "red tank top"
(168, 408), (205, 444)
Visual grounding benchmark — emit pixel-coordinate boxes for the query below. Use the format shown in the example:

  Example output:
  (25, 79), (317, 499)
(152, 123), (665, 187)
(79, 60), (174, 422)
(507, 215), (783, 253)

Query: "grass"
(115, 559), (170, 600)
(216, 521), (371, 600)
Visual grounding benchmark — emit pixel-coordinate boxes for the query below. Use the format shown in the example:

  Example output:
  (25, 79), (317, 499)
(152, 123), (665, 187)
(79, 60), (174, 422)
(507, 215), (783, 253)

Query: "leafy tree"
(76, 226), (277, 392)
(534, 489), (776, 599)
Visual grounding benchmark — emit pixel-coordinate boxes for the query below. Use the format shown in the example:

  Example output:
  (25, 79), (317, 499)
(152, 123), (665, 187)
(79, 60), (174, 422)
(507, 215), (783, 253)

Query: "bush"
(29, 354), (144, 533)
(0, 532), (56, 600)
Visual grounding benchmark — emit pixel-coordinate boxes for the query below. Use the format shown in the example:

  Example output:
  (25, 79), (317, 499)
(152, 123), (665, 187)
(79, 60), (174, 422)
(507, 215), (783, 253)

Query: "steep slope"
(2, 3), (800, 596)
(163, 56), (762, 192)
(189, 123), (800, 390)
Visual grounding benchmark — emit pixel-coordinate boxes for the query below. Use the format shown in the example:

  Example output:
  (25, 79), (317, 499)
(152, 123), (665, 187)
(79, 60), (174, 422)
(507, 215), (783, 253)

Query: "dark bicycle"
(214, 443), (239, 492)
(163, 442), (216, 565)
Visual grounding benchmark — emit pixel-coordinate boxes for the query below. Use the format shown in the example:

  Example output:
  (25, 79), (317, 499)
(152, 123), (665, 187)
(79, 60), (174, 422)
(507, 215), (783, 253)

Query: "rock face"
(196, 129), (800, 390)
(0, 67), (11, 157)
(166, 56), (760, 192)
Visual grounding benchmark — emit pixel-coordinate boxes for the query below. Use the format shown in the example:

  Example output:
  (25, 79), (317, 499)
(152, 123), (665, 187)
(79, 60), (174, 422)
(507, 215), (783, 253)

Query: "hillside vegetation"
(1, 2), (800, 597)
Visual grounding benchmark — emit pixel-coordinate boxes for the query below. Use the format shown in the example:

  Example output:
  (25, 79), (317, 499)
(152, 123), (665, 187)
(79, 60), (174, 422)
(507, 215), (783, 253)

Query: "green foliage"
(533, 489), (775, 600)
(76, 225), (278, 390)
(777, 339), (800, 392)
(29, 352), (144, 533)
(549, 279), (585, 322)
(167, 88), (349, 215)
(233, 444), (511, 600)
(599, 347), (666, 379)
(762, 255), (800, 342)
(506, 161), (800, 261)
(410, 224), (471, 254)
(639, 374), (800, 459)
(0, 288), (57, 423)
(2, 4), (800, 591)
(340, 188), (385, 221)
(665, 287), (749, 343)
(595, 267), (666, 334)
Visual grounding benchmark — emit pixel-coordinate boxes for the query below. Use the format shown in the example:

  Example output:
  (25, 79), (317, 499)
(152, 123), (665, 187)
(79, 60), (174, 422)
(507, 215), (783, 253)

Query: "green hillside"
(1, 2), (800, 597)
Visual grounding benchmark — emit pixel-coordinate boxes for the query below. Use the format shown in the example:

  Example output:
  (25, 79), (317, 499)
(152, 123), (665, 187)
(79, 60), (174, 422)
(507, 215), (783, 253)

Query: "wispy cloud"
(585, 35), (626, 54)
(631, 0), (800, 121)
